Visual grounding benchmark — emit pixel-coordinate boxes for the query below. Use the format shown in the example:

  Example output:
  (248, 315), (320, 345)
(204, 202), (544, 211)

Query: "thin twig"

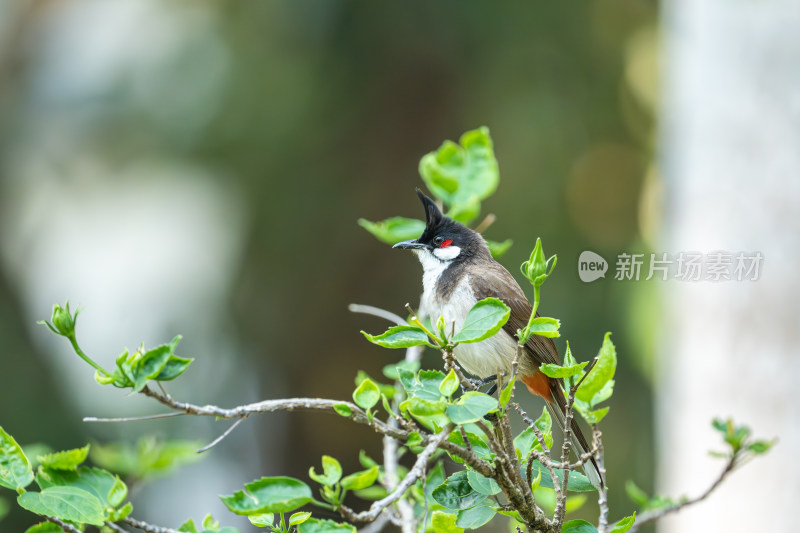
(382, 344), (422, 533)
(123, 516), (182, 533)
(348, 304), (406, 326)
(46, 517), (82, 533)
(474, 213), (496, 234)
(106, 522), (129, 532)
(84, 412), (187, 423)
(553, 383), (579, 526)
(595, 427), (609, 533)
(627, 455), (737, 532)
(357, 514), (390, 533)
(338, 427), (453, 523)
(196, 415), (249, 453)
(514, 402), (560, 492)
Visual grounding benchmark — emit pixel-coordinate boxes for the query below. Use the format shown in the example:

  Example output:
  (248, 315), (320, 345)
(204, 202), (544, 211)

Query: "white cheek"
(433, 246), (461, 261)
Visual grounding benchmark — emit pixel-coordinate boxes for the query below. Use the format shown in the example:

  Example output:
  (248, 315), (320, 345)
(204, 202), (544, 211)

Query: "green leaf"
(423, 463), (445, 504)
(447, 195), (481, 225)
(382, 360), (421, 380)
(290, 512), (312, 526)
(333, 404), (352, 417)
(431, 511), (463, 533)
(418, 127), (499, 208)
(353, 486), (388, 500)
(747, 440), (774, 454)
(0, 426), (34, 491)
(179, 519), (200, 533)
(90, 437), (202, 480)
(530, 469), (542, 492)
(609, 513), (636, 533)
(358, 450), (378, 469)
(439, 369), (459, 397)
(37, 466), (128, 509)
(156, 354), (193, 381)
(107, 500), (133, 521)
(446, 392), (498, 424)
(576, 406), (609, 425)
(514, 407), (553, 457)
(361, 326), (431, 349)
(398, 369), (446, 401)
(456, 503), (495, 529)
(527, 316), (561, 338)
(132, 343), (174, 392)
(355, 370), (395, 402)
(448, 429), (492, 462)
(406, 432), (423, 448)
(220, 476), (312, 515)
(353, 379), (381, 410)
(38, 445), (90, 471)
(566, 494), (588, 513)
(298, 518), (356, 533)
(562, 520), (598, 533)
(247, 514), (274, 527)
(358, 217), (426, 246)
(486, 239), (513, 258)
(18, 486), (105, 526)
(407, 397), (449, 431)
(625, 480), (650, 507)
(576, 333), (617, 404)
(21, 444), (53, 470)
(452, 298), (510, 344)
(539, 362), (588, 379)
(431, 471), (485, 510)
(527, 461), (597, 492)
(466, 471), (501, 496)
(562, 342), (579, 388)
(202, 514), (219, 531)
(340, 466), (379, 491)
(24, 523), (64, 533)
(94, 369), (119, 386)
(591, 380), (615, 406)
(499, 376), (515, 408)
(309, 456), (342, 487)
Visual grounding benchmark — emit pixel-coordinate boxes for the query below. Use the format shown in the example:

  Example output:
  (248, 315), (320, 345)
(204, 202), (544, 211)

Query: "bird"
(393, 189), (602, 488)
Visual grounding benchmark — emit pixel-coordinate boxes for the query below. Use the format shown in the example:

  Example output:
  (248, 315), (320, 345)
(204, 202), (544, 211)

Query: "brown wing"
(469, 261), (561, 368)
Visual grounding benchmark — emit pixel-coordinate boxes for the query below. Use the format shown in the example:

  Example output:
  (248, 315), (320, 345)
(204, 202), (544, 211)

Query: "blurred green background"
(0, 1), (660, 531)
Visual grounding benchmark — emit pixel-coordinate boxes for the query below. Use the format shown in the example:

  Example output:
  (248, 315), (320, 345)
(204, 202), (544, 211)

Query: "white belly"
(421, 275), (520, 379)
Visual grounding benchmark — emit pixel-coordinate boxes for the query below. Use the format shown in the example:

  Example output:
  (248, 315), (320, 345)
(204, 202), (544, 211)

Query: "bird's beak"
(393, 239), (426, 250)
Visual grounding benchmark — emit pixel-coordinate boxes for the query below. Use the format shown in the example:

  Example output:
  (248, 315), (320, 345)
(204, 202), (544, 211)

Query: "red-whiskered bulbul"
(394, 189), (602, 488)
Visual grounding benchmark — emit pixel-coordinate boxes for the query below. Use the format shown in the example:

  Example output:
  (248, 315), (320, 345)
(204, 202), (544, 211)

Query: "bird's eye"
(433, 236), (453, 248)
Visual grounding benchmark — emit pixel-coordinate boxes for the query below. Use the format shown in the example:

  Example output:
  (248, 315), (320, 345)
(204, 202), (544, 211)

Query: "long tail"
(545, 385), (603, 489)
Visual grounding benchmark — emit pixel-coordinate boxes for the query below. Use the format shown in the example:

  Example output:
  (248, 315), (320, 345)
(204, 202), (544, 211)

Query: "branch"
(46, 517), (82, 533)
(594, 427), (609, 533)
(627, 455), (737, 532)
(474, 213), (496, 234)
(83, 412), (187, 423)
(338, 427), (453, 523)
(121, 517), (182, 533)
(348, 304), (406, 326)
(514, 402), (560, 492)
(195, 415), (249, 453)
(383, 344), (424, 533)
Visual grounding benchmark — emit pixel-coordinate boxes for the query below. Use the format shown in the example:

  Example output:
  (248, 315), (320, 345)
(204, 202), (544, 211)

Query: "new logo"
(578, 251), (608, 282)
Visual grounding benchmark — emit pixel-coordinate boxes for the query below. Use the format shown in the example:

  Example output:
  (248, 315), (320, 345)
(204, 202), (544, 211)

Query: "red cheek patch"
(439, 239), (453, 248)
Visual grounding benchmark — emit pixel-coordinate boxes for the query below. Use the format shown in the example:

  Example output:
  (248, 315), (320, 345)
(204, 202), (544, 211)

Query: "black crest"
(416, 189), (443, 230)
